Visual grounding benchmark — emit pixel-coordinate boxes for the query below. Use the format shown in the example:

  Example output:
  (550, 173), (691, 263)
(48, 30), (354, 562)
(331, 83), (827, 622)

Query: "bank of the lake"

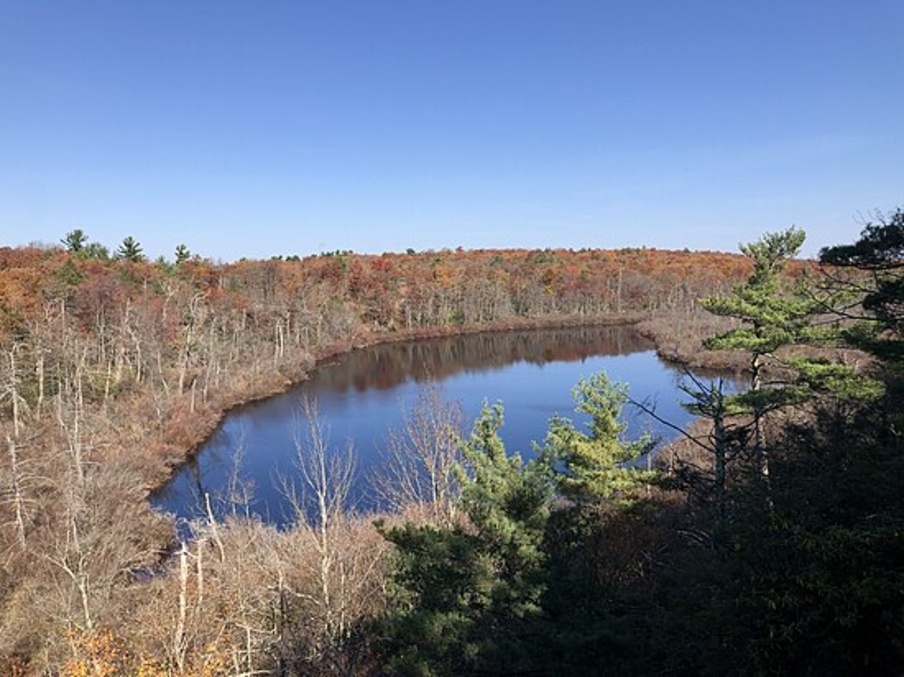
(152, 321), (729, 526)
(149, 314), (646, 491)
(148, 310), (744, 511)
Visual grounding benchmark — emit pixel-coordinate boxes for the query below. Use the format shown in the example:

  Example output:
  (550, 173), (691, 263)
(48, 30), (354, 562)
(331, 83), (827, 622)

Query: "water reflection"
(312, 325), (654, 393)
(152, 325), (706, 527)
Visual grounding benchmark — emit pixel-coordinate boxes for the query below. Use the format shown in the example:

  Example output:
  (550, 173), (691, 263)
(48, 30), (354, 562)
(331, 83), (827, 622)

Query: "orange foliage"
(60, 630), (231, 677)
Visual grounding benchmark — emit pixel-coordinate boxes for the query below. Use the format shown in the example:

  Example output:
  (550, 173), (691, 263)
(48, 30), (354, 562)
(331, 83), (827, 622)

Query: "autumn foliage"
(0, 241), (755, 673)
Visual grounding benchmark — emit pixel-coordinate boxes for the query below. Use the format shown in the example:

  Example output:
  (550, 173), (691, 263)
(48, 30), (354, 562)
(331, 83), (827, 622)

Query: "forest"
(0, 214), (901, 675)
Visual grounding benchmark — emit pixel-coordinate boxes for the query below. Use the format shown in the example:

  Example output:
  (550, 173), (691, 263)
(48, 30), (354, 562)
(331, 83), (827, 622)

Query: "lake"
(151, 325), (703, 527)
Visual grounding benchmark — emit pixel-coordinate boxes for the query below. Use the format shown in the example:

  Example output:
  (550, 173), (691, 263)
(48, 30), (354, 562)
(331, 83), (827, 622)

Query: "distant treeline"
(1, 244), (756, 338)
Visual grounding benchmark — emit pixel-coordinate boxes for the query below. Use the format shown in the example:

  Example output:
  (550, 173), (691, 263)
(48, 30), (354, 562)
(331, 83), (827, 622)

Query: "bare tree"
(285, 396), (354, 647)
(1, 345), (30, 438)
(4, 435), (34, 550)
(376, 384), (464, 525)
(276, 395), (387, 672)
(40, 455), (163, 640)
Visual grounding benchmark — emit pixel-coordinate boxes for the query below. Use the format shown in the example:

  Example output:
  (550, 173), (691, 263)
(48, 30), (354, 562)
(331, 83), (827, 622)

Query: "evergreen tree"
(376, 403), (551, 674)
(820, 207), (904, 365)
(651, 217), (904, 674)
(82, 241), (110, 261)
(61, 228), (88, 254)
(540, 372), (655, 506)
(699, 227), (819, 486)
(676, 374), (749, 520)
(61, 229), (110, 260)
(174, 243), (191, 265)
(376, 375), (658, 673)
(115, 236), (144, 262)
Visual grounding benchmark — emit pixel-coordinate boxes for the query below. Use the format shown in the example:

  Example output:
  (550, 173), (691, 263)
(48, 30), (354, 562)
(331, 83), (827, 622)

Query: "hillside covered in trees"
(0, 218), (901, 675)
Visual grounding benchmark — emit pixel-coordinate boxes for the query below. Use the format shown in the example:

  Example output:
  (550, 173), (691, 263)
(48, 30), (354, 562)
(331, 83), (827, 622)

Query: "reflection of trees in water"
(307, 325), (654, 393)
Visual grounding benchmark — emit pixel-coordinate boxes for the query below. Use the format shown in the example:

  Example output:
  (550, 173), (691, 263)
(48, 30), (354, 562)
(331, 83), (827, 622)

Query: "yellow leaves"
(60, 630), (231, 677)
(62, 630), (130, 677)
(192, 643), (232, 677)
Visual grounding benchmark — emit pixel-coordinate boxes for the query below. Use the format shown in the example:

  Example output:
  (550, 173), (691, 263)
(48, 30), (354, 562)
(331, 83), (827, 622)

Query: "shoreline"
(148, 311), (725, 501)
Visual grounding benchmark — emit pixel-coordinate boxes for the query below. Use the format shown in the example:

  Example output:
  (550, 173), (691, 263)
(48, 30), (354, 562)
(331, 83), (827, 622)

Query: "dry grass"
(636, 309), (747, 372)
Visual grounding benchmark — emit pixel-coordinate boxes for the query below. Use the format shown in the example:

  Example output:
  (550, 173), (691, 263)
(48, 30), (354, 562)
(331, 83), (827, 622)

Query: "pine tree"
(115, 236), (144, 262)
(376, 376), (657, 673)
(819, 208), (904, 365)
(698, 227), (881, 498)
(174, 243), (191, 265)
(376, 403), (551, 674)
(699, 227), (816, 491)
(61, 229), (88, 254)
(677, 374), (749, 520)
(540, 372), (655, 506)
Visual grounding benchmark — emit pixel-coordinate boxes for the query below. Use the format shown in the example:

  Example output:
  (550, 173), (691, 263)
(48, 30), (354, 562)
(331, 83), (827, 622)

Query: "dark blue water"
(151, 326), (703, 527)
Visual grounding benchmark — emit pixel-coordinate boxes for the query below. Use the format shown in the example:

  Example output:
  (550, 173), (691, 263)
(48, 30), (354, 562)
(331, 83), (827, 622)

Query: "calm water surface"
(152, 326), (699, 527)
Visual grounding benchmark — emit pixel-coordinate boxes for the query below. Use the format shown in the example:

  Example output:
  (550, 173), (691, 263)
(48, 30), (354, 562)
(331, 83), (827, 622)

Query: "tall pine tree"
(699, 227), (816, 493)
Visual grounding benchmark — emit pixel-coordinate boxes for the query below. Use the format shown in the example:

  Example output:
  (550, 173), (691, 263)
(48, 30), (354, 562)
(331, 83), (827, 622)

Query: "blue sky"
(2, 1), (901, 262)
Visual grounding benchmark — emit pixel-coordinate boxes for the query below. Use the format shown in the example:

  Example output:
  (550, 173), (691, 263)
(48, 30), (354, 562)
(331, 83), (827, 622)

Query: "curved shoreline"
(147, 310), (736, 500)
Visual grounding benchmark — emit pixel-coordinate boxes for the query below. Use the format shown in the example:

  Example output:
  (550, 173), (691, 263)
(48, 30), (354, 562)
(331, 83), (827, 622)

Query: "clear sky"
(2, 1), (901, 262)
